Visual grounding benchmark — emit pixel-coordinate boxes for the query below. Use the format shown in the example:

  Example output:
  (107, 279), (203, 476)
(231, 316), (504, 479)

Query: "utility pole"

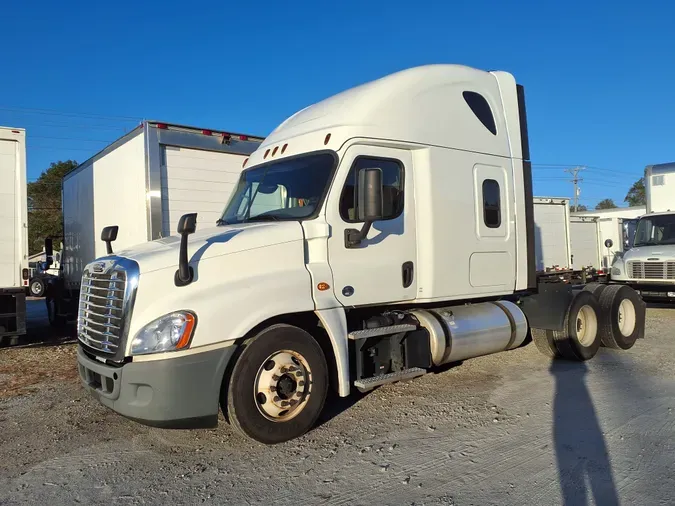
(565, 166), (585, 212)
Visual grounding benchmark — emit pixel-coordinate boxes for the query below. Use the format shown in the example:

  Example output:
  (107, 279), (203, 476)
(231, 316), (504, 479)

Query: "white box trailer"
(645, 162), (675, 213)
(51, 122), (263, 322)
(0, 126), (28, 342)
(533, 197), (571, 272)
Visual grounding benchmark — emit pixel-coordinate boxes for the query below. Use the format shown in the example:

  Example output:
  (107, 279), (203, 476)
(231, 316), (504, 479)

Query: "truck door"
(325, 146), (417, 306)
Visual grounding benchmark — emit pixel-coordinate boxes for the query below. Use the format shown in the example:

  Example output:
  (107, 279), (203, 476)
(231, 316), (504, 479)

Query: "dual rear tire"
(531, 284), (644, 361)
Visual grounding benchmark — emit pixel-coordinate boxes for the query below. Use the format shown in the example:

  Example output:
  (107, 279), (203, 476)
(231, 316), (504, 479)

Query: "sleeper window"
(463, 91), (497, 135)
(482, 179), (501, 228)
(340, 157), (404, 222)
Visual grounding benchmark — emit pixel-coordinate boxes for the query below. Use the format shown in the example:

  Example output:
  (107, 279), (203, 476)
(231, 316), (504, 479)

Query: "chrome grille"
(78, 269), (127, 354)
(628, 261), (675, 280)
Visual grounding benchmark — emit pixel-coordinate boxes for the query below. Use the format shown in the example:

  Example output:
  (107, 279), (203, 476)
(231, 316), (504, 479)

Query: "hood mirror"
(101, 226), (119, 255)
(175, 213), (197, 287)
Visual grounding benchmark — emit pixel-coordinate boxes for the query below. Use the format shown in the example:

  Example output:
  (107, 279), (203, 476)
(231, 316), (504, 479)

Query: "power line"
(532, 163), (640, 177)
(29, 135), (113, 143)
(30, 145), (99, 152)
(9, 121), (138, 131)
(0, 106), (141, 122)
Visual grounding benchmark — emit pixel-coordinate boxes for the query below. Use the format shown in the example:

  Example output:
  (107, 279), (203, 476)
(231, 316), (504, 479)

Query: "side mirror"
(101, 226), (119, 255)
(345, 168), (384, 248)
(357, 168), (384, 222)
(44, 238), (54, 267)
(604, 239), (614, 249)
(175, 213), (197, 287)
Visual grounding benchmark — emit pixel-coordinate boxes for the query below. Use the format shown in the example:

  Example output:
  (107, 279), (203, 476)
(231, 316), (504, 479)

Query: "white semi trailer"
(74, 65), (646, 444)
(0, 127), (28, 344)
(48, 122), (264, 324)
(612, 162), (675, 299)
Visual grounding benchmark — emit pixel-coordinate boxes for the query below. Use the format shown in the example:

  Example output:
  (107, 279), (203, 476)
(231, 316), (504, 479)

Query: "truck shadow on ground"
(550, 360), (619, 506)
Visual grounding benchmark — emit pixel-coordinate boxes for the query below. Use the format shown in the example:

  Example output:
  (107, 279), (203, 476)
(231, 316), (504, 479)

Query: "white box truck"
(47, 122), (264, 324)
(0, 127), (28, 344)
(74, 65), (646, 444)
(612, 162), (675, 299)
(572, 207), (645, 272)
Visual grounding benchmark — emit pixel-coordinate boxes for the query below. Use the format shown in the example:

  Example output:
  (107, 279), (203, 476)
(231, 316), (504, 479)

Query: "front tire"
(29, 278), (45, 297)
(46, 297), (66, 328)
(224, 324), (328, 444)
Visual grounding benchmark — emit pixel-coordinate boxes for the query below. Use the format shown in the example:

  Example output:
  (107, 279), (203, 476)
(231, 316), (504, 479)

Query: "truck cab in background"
(611, 162), (675, 300)
(74, 65), (645, 444)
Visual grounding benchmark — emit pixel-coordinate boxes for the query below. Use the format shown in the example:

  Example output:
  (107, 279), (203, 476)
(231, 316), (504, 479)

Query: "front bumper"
(611, 281), (675, 299)
(77, 345), (238, 428)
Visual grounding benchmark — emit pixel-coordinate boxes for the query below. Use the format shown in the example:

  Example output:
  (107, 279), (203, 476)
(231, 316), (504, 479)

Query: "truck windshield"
(218, 152), (335, 225)
(633, 214), (675, 247)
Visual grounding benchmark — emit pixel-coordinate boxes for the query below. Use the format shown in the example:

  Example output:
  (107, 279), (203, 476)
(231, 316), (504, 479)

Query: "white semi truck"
(0, 127), (29, 345)
(75, 65), (646, 444)
(611, 162), (675, 299)
(48, 121), (264, 324)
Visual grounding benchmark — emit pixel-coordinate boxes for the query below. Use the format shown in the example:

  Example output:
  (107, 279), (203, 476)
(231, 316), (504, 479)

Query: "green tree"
(595, 198), (618, 210)
(575, 204), (588, 211)
(624, 177), (646, 206)
(27, 160), (78, 255)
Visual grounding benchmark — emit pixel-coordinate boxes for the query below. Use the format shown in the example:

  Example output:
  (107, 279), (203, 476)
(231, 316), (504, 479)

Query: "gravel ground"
(1, 303), (674, 505)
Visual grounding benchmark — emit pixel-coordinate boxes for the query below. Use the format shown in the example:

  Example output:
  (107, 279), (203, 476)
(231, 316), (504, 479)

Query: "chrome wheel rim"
(254, 350), (311, 422)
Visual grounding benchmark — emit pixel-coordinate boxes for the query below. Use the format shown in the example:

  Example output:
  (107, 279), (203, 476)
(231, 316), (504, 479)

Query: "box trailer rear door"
(0, 129), (27, 289)
(533, 198), (571, 271)
(161, 146), (247, 235)
(570, 218), (601, 269)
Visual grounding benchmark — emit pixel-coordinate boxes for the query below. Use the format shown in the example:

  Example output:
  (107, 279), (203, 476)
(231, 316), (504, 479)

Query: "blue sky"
(2, 0), (673, 209)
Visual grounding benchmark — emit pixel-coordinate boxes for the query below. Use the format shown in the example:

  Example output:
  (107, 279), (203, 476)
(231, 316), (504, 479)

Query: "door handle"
(402, 261), (414, 288)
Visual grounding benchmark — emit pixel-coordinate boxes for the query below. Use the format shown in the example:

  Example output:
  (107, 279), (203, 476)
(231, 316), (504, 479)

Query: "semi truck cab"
(76, 65), (645, 444)
(611, 212), (675, 299)
(611, 162), (675, 300)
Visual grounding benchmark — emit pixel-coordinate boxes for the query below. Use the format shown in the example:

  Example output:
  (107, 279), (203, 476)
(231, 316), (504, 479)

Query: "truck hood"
(623, 245), (675, 262)
(114, 221), (305, 274)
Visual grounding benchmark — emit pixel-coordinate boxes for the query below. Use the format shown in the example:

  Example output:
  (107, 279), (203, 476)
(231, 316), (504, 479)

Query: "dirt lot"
(1, 302), (674, 505)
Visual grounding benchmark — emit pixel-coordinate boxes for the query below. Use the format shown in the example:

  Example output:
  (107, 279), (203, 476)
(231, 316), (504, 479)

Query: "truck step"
(348, 324), (417, 340)
(353, 367), (426, 392)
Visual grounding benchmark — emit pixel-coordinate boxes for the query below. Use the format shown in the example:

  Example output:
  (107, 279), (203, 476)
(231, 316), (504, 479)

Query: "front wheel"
(224, 324), (328, 444)
(46, 297), (66, 328)
(29, 278), (46, 297)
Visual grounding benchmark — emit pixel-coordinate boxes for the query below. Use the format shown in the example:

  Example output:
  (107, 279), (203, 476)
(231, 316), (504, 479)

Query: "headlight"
(612, 267), (622, 276)
(131, 311), (196, 355)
